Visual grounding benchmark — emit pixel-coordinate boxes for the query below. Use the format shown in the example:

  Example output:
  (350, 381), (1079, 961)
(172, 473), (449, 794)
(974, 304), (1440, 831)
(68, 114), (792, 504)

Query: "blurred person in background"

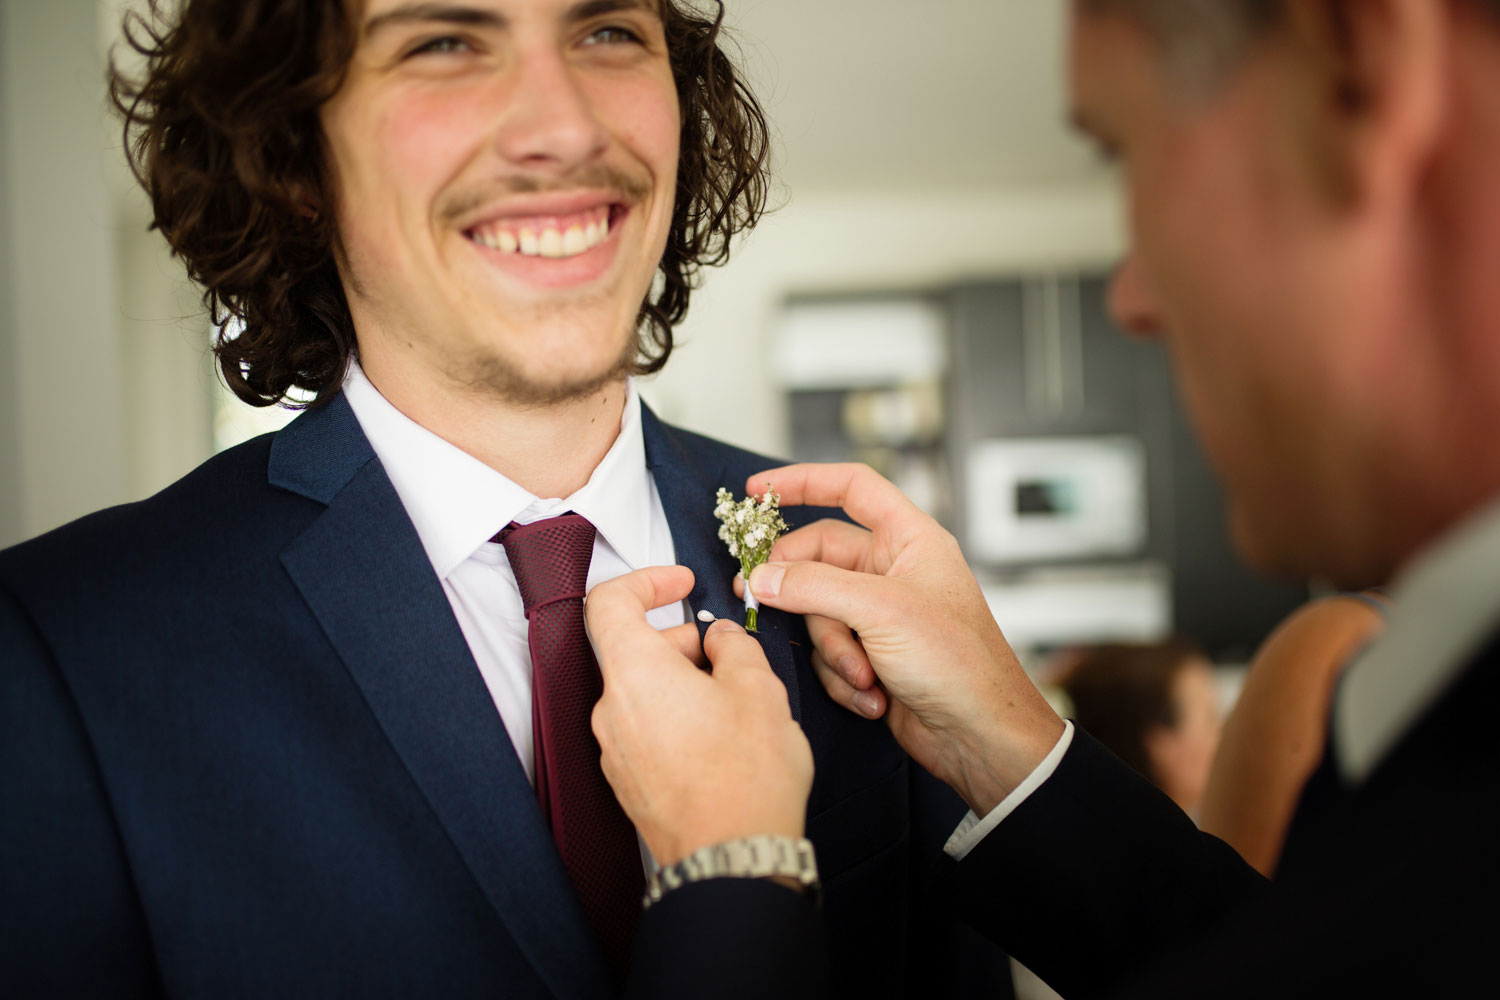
(1055, 639), (1222, 818)
(582, 0), (1500, 996)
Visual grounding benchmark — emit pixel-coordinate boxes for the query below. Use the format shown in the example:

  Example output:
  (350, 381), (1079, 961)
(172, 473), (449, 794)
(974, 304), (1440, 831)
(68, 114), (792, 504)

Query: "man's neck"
(358, 360), (629, 500)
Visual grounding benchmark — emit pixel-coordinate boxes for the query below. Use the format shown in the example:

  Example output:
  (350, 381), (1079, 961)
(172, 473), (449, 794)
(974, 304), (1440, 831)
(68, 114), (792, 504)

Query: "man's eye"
(583, 25), (644, 46)
(407, 35), (472, 57)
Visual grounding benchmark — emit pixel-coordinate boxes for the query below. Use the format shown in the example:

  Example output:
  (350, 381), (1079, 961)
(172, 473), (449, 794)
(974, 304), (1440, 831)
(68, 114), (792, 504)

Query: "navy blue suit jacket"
(0, 395), (1000, 998)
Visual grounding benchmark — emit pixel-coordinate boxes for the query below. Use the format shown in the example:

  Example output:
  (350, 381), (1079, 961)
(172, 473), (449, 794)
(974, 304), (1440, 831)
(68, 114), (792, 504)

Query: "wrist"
(652, 817), (806, 869)
(948, 710), (1066, 816)
(643, 834), (820, 909)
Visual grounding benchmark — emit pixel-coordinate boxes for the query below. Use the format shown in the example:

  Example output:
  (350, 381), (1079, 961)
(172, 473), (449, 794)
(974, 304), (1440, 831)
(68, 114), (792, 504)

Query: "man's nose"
(1107, 251), (1165, 339)
(493, 49), (608, 171)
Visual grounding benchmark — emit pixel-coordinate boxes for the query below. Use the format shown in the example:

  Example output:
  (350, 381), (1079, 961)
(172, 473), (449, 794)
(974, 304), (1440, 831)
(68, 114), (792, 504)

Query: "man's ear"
(1289, 0), (1449, 211)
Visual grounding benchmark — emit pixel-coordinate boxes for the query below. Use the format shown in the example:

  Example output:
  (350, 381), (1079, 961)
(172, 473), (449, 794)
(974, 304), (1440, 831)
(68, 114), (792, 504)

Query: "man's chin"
(456, 339), (639, 409)
(1227, 505), (1311, 583)
(1228, 504), (1390, 590)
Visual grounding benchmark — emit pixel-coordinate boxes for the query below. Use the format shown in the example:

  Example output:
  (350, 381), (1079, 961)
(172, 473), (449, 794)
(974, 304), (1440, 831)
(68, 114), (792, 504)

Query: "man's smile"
(453, 192), (638, 289)
(466, 203), (618, 258)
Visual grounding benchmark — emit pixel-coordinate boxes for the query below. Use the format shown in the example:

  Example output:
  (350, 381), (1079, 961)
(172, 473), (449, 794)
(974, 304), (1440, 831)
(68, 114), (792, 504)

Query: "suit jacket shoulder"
(0, 404), (606, 998)
(943, 631), (1500, 1000)
(1111, 631), (1500, 999)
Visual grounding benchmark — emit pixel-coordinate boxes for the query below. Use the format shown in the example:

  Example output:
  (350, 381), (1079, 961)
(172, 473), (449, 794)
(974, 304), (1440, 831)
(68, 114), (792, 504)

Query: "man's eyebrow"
(565, 0), (661, 24)
(363, 1), (660, 37)
(364, 3), (506, 37)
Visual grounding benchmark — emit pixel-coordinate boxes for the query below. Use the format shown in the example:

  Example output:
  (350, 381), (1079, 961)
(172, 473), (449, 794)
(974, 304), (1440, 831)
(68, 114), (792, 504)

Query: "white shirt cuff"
(942, 720), (1075, 861)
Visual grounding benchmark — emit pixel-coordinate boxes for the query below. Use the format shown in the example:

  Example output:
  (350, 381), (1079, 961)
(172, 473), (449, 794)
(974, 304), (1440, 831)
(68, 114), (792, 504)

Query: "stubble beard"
(450, 318), (642, 409)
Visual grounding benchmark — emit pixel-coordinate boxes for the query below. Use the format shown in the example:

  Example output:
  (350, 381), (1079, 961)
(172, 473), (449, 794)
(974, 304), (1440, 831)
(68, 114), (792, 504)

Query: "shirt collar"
(1335, 490), (1500, 781)
(341, 361), (655, 580)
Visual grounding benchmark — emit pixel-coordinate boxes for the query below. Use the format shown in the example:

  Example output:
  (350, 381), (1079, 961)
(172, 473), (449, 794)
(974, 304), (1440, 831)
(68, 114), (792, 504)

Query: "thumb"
(586, 565), (696, 639)
(747, 559), (897, 635)
(701, 618), (775, 680)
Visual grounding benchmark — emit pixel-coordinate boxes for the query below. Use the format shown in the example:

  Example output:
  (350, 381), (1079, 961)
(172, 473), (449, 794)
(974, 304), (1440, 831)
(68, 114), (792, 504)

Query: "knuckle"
(590, 701), (613, 739)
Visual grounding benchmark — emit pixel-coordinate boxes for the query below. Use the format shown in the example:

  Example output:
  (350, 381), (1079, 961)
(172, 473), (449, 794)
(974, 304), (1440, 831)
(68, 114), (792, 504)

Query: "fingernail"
(837, 655), (858, 686)
(749, 562), (786, 599)
(707, 618), (745, 636)
(851, 690), (882, 719)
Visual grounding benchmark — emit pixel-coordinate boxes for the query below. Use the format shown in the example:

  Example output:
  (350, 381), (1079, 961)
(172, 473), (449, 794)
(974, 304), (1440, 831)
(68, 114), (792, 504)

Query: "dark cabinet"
(946, 275), (1307, 660)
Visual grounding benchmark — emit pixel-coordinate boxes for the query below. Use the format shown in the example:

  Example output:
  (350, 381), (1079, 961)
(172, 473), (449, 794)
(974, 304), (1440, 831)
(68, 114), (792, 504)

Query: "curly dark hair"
(111, 0), (771, 408)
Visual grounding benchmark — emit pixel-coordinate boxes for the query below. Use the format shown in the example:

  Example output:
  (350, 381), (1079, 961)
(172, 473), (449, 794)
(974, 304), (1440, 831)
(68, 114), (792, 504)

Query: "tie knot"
(496, 513), (597, 618)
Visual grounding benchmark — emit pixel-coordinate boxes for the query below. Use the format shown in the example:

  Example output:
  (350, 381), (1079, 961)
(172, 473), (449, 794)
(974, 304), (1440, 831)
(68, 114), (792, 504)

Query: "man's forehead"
(1066, 10), (1153, 124)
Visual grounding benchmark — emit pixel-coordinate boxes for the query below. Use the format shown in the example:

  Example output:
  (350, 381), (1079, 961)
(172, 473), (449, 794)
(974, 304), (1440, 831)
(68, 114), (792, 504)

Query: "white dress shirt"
(1334, 492), (1500, 780)
(948, 491), (1500, 858)
(341, 363), (685, 785)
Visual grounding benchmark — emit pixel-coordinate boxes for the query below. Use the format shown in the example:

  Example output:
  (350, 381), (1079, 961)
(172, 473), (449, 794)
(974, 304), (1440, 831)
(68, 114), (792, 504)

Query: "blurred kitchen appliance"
(965, 435), (1147, 564)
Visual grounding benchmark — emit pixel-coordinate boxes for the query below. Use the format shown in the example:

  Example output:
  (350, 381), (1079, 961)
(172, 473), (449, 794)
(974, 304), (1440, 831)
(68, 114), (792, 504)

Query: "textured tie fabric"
(496, 513), (644, 982)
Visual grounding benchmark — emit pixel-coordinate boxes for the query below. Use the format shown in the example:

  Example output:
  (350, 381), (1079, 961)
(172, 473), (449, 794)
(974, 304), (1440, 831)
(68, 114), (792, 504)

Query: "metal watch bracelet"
(642, 834), (820, 909)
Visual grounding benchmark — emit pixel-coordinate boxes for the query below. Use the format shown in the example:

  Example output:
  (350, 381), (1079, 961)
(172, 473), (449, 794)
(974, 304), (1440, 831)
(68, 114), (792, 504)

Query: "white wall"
(640, 182), (1125, 456)
(0, 0), (128, 547)
(114, 186), (215, 500)
(0, 0), (211, 549)
(0, 2), (21, 546)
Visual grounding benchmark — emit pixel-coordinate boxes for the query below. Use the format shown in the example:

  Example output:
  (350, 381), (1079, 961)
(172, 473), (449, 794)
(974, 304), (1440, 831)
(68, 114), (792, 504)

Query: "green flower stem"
(745, 606), (759, 633)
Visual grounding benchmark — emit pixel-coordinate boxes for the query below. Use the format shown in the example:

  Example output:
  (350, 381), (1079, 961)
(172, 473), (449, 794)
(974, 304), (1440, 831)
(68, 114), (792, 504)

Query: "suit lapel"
(269, 397), (612, 1000)
(640, 406), (803, 722)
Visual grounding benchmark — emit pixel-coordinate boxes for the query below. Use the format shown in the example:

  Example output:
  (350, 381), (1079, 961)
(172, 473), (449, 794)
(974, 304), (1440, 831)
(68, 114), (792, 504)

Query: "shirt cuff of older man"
(943, 721), (1076, 861)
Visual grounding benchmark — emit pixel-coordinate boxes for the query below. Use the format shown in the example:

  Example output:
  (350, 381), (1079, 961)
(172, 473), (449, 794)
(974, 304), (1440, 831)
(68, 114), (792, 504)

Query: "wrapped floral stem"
(713, 485), (790, 632)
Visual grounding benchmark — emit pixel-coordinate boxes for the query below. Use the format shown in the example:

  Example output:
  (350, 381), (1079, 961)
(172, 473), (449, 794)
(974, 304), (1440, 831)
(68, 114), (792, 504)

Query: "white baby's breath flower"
(712, 483), (791, 632)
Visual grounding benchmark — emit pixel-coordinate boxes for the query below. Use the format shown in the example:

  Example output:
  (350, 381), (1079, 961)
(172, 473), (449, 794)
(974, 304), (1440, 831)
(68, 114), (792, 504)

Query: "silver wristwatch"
(642, 834), (820, 909)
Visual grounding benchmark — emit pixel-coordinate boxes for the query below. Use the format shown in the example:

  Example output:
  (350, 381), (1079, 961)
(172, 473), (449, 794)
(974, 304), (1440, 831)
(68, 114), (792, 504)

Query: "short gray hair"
(1077, 0), (1285, 86)
(1080, 0), (1500, 90)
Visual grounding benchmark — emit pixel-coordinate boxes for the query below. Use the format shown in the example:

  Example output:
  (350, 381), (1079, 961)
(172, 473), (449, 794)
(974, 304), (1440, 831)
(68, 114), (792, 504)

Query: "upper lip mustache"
(456, 190), (627, 231)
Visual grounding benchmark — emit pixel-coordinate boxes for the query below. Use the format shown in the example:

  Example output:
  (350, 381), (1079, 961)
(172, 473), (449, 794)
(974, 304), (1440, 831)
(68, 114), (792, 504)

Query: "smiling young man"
(577, 0), (1500, 996)
(0, 1), (1002, 997)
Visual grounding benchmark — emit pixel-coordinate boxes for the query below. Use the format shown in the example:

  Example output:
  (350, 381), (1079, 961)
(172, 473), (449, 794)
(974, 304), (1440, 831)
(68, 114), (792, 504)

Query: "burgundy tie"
(496, 513), (643, 981)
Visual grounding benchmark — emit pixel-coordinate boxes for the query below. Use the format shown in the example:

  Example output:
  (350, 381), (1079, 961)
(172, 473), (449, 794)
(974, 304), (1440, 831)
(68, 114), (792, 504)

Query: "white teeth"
(472, 210), (612, 258)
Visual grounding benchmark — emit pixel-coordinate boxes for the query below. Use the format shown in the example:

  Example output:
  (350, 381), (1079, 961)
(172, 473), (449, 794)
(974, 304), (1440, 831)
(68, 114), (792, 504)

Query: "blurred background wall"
(0, 0), (1309, 667)
(0, 0), (212, 549)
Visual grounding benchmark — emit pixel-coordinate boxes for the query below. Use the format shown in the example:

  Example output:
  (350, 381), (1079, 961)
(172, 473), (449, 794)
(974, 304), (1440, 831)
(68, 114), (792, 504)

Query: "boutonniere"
(713, 485), (790, 632)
